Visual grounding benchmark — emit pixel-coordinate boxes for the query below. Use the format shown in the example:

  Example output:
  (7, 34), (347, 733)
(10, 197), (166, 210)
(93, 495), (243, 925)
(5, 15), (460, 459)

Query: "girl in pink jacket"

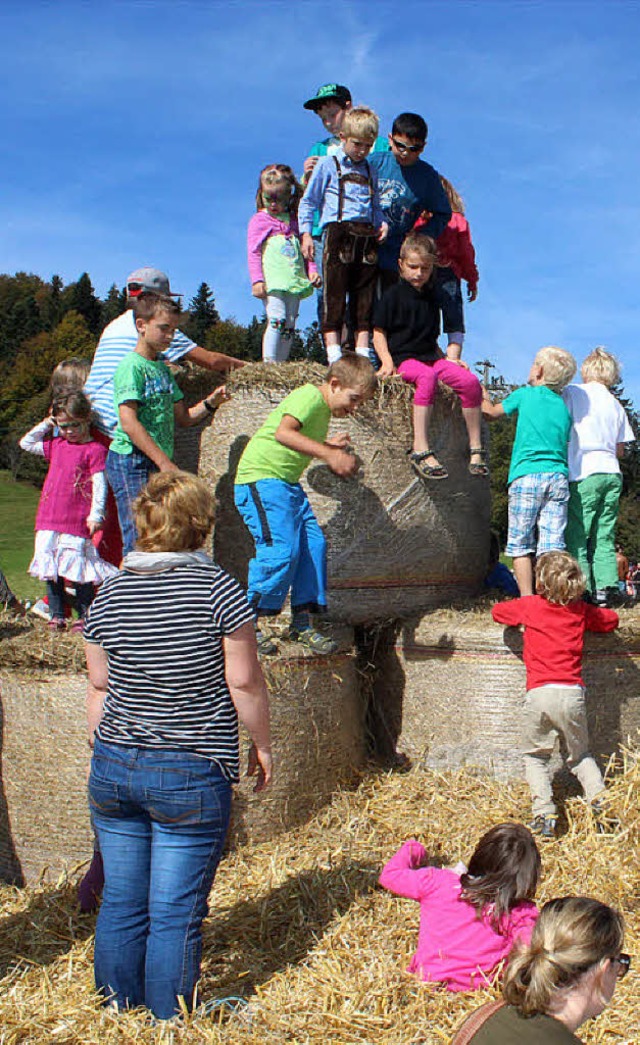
(379, 822), (540, 991)
(247, 164), (321, 363)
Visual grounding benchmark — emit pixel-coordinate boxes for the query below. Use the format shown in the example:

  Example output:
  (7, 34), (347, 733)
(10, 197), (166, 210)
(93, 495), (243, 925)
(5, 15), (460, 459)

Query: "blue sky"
(2, 0), (640, 402)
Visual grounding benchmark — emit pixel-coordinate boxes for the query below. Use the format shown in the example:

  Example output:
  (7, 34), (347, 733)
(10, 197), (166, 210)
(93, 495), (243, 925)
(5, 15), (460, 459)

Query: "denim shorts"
(506, 472), (569, 557)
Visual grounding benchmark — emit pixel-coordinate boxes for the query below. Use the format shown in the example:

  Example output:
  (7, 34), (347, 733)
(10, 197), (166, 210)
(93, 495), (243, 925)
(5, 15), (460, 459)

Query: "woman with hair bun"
(459, 896), (630, 1043)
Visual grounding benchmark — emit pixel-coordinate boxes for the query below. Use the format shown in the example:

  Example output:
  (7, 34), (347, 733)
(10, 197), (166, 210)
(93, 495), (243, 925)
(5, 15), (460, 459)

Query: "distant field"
(0, 470), (42, 601)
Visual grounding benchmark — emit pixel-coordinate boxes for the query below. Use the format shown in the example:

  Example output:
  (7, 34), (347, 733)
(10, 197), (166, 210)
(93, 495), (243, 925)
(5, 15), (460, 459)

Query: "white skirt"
(29, 530), (119, 586)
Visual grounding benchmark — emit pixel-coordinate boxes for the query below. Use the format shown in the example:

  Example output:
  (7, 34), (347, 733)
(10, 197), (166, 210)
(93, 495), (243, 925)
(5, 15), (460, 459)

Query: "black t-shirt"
(373, 277), (443, 366)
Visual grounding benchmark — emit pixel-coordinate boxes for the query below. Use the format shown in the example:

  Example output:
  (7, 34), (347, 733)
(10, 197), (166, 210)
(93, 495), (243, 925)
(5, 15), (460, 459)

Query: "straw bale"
(0, 753), (638, 1043)
(371, 603), (640, 781)
(0, 623), (363, 881)
(192, 363), (491, 625)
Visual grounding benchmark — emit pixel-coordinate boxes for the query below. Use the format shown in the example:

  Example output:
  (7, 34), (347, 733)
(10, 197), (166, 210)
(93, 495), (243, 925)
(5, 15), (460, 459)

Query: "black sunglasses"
(613, 953), (631, 979)
(390, 137), (424, 154)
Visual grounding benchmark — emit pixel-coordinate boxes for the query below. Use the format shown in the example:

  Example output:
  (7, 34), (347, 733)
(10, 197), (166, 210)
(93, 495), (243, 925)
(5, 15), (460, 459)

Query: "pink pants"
(398, 357), (482, 408)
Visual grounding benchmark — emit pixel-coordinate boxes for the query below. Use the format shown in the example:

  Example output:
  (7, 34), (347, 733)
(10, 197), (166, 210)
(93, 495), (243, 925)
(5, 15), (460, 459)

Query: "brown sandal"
(409, 451), (448, 480)
(469, 447), (489, 477)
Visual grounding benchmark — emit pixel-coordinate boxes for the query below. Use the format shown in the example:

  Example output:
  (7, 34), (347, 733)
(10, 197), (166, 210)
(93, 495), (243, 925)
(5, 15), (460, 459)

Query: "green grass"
(0, 470), (44, 601)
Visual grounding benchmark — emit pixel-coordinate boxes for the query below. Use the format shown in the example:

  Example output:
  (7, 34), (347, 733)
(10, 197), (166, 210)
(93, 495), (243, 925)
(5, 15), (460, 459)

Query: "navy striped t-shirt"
(84, 561), (255, 782)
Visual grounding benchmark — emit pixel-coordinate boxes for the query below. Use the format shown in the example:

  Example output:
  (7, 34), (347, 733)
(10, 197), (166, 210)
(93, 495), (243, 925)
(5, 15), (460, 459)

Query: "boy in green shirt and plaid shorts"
(482, 346), (577, 596)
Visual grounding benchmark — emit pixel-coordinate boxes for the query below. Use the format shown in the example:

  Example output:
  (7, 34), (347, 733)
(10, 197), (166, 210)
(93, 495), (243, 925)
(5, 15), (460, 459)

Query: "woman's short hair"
(503, 897), (624, 1016)
(536, 551), (585, 605)
(341, 106), (379, 143)
(535, 346), (577, 392)
(581, 346), (620, 387)
(134, 471), (215, 553)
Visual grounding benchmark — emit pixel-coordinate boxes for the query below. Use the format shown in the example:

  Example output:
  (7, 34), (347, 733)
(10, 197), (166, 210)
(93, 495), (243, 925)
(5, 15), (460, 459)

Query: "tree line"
(1, 271), (639, 556)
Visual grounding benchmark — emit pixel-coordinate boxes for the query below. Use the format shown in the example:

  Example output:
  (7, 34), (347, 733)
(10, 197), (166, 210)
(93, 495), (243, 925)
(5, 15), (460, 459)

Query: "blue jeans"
(234, 479), (327, 615)
(105, 449), (157, 555)
(89, 739), (232, 1020)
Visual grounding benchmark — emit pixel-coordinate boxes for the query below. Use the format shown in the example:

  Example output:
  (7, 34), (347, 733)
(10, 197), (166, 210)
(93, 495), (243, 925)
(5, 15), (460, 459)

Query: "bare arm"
(616, 442), (626, 459)
(372, 329), (396, 377)
(174, 386), (230, 428)
(275, 414), (359, 477)
(481, 393), (505, 420)
(223, 622), (272, 791)
(184, 345), (245, 372)
(118, 401), (178, 471)
(85, 643), (109, 748)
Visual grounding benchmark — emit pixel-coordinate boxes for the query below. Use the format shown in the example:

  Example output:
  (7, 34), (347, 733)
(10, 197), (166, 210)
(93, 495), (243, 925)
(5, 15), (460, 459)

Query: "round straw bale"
(0, 630), (364, 880)
(192, 363), (491, 625)
(228, 635), (365, 847)
(371, 606), (640, 780)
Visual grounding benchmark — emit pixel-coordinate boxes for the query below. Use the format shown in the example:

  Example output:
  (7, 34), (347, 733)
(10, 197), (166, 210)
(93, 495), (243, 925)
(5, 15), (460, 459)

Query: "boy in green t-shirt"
(482, 346), (576, 596)
(106, 292), (227, 554)
(234, 354), (377, 654)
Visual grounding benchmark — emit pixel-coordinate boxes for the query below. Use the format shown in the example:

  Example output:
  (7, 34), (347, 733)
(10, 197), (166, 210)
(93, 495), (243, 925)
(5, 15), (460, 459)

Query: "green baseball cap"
(303, 83), (352, 111)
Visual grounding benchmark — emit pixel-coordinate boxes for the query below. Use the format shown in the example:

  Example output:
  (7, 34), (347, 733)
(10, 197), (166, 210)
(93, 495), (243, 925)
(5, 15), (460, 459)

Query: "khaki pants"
(522, 685), (605, 818)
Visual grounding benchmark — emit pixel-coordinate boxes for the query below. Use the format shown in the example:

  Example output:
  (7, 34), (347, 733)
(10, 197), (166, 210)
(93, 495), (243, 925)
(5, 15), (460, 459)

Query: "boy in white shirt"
(563, 347), (635, 606)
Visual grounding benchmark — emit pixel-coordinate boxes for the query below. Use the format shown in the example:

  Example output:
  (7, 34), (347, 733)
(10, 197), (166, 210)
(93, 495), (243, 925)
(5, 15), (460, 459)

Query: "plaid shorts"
(506, 472), (569, 557)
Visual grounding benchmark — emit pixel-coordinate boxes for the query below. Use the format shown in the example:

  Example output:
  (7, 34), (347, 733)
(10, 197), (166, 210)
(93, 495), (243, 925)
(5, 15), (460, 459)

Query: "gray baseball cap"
(126, 267), (181, 298)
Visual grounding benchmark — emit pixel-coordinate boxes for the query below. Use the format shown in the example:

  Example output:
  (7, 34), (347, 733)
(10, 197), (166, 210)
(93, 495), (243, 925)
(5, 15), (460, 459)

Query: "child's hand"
(467, 285), (478, 302)
(326, 433), (352, 450)
(326, 447), (360, 478)
(252, 281), (266, 300)
(310, 272), (322, 288)
(377, 222), (389, 244)
(208, 386), (230, 409)
(86, 517), (101, 536)
(377, 361), (397, 378)
(301, 233), (315, 261)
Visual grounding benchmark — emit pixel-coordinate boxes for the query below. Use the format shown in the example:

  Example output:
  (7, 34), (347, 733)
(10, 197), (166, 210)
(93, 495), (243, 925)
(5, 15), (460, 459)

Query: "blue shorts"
(506, 472), (569, 558)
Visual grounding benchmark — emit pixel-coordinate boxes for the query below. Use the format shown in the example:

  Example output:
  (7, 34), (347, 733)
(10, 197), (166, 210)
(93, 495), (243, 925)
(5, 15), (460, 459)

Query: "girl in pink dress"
(19, 391), (118, 631)
(247, 163), (321, 362)
(379, 822), (540, 991)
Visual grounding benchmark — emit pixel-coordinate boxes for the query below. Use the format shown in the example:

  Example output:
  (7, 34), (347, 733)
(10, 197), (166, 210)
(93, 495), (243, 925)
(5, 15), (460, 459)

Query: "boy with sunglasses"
(369, 113), (452, 291)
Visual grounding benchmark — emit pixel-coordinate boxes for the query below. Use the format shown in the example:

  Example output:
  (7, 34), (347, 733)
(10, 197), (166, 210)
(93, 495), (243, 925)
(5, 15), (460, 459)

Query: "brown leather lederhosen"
(321, 156), (379, 335)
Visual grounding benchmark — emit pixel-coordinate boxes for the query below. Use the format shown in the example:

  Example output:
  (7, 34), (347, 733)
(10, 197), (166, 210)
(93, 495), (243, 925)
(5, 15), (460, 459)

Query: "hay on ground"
(0, 753), (637, 1043)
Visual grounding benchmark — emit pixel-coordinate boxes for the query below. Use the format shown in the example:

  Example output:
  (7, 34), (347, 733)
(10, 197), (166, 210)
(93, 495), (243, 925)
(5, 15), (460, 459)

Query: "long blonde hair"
(503, 897), (624, 1016)
(440, 175), (465, 215)
(255, 164), (303, 215)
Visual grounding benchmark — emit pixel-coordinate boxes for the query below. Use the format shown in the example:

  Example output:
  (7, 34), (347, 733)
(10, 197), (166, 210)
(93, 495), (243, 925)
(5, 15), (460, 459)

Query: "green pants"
(565, 472), (623, 592)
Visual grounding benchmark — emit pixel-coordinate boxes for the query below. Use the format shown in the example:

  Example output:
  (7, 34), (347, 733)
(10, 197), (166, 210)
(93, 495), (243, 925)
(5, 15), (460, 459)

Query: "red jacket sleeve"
(492, 599), (525, 627)
(583, 604), (619, 633)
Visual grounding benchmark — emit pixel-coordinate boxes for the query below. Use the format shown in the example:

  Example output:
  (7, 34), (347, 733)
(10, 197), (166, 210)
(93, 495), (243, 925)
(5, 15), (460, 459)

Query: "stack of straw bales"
(0, 617), (363, 882)
(188, 363), (491, 625)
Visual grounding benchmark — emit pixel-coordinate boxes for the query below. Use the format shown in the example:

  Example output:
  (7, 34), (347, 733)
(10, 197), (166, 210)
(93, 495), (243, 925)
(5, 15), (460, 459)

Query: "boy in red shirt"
(492, 551), (618, 838)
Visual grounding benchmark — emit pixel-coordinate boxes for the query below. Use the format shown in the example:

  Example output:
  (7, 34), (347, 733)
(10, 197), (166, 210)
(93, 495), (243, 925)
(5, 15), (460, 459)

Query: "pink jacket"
(247, 211), (317, 285)
(379, 840), (538, 991)
(414, 211), (478, 291)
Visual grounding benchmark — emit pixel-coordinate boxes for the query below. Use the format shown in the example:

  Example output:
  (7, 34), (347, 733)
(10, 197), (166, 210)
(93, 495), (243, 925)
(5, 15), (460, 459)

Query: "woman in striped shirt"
(84, 471), (272, 1021)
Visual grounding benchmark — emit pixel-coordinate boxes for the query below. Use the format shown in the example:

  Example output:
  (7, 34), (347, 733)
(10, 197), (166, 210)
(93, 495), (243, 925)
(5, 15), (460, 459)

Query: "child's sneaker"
(591, 798), (620, 834)
(48, 617), (66, 631)
(287, 627), (338, 655)
(255, 626), (278, 657)
(30, 598), (51, 621)
(529, 815), (557, 839)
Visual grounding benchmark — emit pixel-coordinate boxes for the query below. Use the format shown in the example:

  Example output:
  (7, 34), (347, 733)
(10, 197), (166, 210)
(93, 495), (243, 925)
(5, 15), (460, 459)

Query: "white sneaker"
(29, 598), (51, 621)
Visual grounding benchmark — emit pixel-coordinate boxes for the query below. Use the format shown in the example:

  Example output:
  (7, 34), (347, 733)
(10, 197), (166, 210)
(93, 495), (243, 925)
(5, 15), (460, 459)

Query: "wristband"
(203, 398), (217, 415)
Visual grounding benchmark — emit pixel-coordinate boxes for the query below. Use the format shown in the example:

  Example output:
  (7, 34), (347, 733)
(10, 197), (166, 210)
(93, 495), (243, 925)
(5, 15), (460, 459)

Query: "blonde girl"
(247, 163), (321, 362)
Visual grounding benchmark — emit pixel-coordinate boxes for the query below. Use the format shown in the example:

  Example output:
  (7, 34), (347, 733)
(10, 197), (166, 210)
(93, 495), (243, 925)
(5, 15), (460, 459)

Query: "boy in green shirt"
(234, 354), (376, 654)
(106, 293), (226, 554)
(482, 346), (576, 596)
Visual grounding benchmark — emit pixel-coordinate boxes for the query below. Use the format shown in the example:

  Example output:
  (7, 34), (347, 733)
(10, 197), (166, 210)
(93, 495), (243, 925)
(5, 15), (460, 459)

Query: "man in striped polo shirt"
(85, 267), (244, 436)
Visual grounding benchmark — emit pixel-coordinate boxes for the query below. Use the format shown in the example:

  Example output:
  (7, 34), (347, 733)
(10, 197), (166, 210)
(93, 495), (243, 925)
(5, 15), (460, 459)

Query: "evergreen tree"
(182, 283), (220, 344)
(61, 273), (102, 335)
(102, 283), (127, 325)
